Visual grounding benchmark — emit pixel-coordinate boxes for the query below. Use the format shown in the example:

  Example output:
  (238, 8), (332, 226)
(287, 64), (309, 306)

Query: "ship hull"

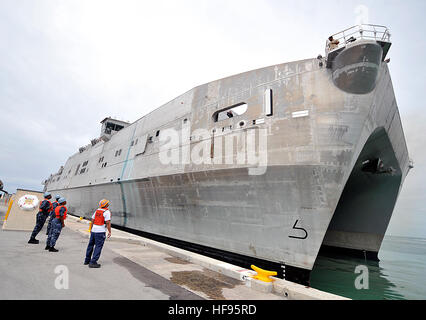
(46, 41), (410, 285)
(51, 122), (407, 283)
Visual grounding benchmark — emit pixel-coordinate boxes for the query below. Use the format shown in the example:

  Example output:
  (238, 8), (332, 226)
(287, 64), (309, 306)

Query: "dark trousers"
(30, 212), (48, 239)
(85, 232), (106, 264)
(46, 211), (55, 235)
(47, 219), (63, 247)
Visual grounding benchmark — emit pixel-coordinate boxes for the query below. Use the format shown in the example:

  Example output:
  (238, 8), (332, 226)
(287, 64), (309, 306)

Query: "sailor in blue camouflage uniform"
(28, 192), (53, 244)
(46, 197), (67, 252)
(46, 194), (61, 235)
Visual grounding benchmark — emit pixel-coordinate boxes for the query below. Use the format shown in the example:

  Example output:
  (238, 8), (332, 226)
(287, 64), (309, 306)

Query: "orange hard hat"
(99, 199), (110, 208)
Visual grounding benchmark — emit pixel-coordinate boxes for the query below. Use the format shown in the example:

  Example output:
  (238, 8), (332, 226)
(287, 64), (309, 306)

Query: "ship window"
(74, 164), (81, 176)
(105, 122), (125, 132)
(131, 140), (134, 146)
(105, 122), (114, 132)
(135, 138), (138, 145)
(80, 168), (86, 174)
(212, 103), (248, 122)
(82, 161), (89, 167)
(156, 130), (160, 137)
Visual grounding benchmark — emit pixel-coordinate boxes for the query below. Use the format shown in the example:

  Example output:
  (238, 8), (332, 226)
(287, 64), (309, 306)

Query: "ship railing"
(325, 24), (391, 55)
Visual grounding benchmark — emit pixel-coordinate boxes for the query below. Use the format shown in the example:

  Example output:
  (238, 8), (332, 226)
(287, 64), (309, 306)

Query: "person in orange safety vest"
(46, 197), (67, 252)
(84, 199), (111, 268)
(28, 192), (53, 244)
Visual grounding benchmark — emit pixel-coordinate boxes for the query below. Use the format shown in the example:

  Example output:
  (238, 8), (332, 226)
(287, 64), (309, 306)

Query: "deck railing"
(325, 24), (391, 54)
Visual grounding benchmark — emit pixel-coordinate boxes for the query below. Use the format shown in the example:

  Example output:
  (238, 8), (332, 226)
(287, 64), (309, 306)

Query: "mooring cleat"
(250, 265), (277, 282)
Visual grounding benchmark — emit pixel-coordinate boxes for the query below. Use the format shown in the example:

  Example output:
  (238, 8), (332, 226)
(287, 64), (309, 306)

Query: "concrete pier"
(0, 204), (347, 300)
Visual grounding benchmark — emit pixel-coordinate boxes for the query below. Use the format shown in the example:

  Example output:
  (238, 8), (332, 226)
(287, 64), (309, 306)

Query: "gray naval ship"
(44, 24), (411, 285)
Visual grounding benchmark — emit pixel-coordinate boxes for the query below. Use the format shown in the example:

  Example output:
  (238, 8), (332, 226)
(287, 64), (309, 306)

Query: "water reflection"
(311, 236), (426, 299)
(310, 252), (406, 300)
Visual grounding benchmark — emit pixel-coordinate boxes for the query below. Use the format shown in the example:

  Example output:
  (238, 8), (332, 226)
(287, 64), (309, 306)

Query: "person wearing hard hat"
(46, 194), (61, 236)
(84, 199), (112, 268)
(28, 192), (53, 244)
(46, 197), (67, 252)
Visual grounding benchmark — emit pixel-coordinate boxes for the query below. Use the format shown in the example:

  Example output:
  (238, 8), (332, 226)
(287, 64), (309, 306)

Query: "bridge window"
(106, 122), (124, 132)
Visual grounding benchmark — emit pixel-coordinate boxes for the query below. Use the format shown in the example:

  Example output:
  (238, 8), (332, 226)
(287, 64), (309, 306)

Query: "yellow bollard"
(79, 217), (83, 221)
(250, 265), (277, 282)
(4, 199), (13, 221)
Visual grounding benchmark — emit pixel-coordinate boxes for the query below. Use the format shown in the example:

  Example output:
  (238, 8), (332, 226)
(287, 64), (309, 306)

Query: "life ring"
(18, 195), (39, 211)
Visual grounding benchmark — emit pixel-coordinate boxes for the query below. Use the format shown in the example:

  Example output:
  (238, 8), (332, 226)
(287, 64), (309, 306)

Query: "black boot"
(28, 238), (39, 244)
(45, 245), (51, 250)
(89, 263), (101, 268)
(49, 247), (59, 252)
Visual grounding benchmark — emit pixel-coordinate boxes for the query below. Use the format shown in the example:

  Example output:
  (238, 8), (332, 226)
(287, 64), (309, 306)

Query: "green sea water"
(310, 236), (426, 300)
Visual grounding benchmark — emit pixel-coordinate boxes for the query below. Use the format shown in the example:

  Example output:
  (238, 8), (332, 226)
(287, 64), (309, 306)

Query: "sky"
(0, 0), (425, 238)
